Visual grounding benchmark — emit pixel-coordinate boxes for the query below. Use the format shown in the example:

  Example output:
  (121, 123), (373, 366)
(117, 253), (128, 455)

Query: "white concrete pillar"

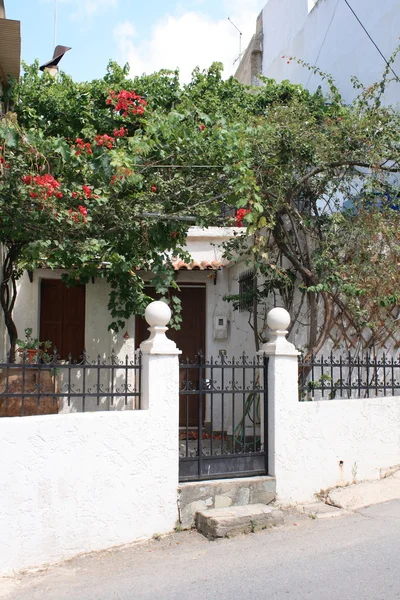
(139, 301), (182, 519)
(258, 308), (300, 491)
(140, 300), (181, 411)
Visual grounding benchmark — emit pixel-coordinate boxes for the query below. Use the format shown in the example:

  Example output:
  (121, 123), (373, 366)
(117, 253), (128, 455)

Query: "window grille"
(238, 270), (255, 312)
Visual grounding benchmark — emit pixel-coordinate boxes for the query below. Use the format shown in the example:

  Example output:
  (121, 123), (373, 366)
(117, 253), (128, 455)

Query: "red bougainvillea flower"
(75, 138), (92, 155)
(199, 124), (206, 131)
(95, 134), (114, 149)
(113, 126), (128, 138)
(107, 89), (147, 117)
(110, 175), (117, 185)
(82, 185), (92, 199)
(151, 185), (157, 193)
(68, 206), (88, 223)
(235, 208), (251, 227)
(22, 173), (63, 205)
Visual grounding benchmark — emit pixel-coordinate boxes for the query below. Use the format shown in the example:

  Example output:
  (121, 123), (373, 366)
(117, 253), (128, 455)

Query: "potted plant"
(0, 329), (58, 417)
(16, 328), (52, 364)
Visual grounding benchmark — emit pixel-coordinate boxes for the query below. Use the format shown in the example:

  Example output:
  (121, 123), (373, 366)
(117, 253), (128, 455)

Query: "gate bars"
(179, 352), (269, 481)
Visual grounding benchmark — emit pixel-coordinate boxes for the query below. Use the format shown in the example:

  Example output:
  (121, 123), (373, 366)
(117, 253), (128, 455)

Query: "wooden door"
(135, 285), (206, 426)
(40, 279), (86, 360)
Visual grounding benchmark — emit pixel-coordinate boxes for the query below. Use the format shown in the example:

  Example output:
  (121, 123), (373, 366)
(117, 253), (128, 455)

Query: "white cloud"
(113, 0), (265, 82)
(114, 21), (136, 58)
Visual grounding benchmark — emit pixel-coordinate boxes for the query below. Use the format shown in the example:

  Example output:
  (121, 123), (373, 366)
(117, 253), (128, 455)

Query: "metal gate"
(179, 352), (268, 481)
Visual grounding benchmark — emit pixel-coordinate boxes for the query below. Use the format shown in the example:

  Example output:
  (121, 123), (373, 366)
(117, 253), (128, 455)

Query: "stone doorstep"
(178, 475), (276, 528)
(196, 504), (284, 538)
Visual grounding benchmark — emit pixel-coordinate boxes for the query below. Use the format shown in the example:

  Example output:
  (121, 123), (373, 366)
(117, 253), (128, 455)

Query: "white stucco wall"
(261, 0), (400, 105)
(268, 349), (400, 504)
(286, 396), (400, 502)
(0, 353), (179, 576)
(262, 0), (309, 71)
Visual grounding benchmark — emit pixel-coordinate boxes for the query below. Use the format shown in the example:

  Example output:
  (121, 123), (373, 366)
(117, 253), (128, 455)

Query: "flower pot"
(0, 368), (59, 417)
(17, 348), (40, 364)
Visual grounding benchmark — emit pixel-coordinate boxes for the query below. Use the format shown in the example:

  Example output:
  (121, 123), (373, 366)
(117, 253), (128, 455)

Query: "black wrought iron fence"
(0, 350), (141, 417)
(299, 352), (400, 401)
(179, 352), (268, 482)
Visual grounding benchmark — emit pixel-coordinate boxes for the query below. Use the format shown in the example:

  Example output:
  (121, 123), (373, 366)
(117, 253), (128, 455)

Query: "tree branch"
(298, 160), (400, 187)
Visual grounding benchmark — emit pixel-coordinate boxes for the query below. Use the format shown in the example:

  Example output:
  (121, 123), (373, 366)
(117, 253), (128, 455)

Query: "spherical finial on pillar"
(140, 300), (180, 355)
(267, 307), (291, 332)
(145, 301), (171, 328)
(258, 306), (298, 356)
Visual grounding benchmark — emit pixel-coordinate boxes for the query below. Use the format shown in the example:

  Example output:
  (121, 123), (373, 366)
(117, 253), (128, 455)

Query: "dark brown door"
(40, 279), (86, 360)
(135, 285), (206, 426)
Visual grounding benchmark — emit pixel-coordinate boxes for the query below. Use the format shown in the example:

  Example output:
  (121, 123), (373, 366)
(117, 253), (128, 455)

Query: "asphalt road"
(1, 500), (400, 600)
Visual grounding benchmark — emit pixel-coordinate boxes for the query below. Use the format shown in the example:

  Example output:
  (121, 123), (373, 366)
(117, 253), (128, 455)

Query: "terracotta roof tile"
(172, 259), (222, 271)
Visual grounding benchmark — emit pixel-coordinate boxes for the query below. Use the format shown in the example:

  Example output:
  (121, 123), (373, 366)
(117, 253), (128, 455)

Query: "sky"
(7, 0), (265, 83)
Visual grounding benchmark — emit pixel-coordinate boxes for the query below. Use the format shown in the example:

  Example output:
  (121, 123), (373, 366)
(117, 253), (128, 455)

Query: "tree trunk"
(0, 246), (19, 362)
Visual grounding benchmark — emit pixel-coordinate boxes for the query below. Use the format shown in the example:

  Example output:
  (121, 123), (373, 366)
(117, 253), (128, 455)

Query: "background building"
(235, 0), (400, 105)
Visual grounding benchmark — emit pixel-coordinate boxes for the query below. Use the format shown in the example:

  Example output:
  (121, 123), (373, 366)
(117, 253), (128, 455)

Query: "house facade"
(2, 227), (267, 364)
(235, 0), (400, 106)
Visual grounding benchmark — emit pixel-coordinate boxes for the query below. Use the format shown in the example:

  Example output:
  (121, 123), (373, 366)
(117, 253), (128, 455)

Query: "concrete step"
(196, 503), (284, 538)
(178, 476), (276, 528)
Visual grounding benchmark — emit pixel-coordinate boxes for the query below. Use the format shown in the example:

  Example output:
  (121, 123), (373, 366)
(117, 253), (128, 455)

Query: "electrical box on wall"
(213, 316), (228, 340)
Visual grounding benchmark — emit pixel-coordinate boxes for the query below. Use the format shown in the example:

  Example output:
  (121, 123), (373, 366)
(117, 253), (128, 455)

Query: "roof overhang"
(0, 18), (21, 84)
(172, 259), (223, 271)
